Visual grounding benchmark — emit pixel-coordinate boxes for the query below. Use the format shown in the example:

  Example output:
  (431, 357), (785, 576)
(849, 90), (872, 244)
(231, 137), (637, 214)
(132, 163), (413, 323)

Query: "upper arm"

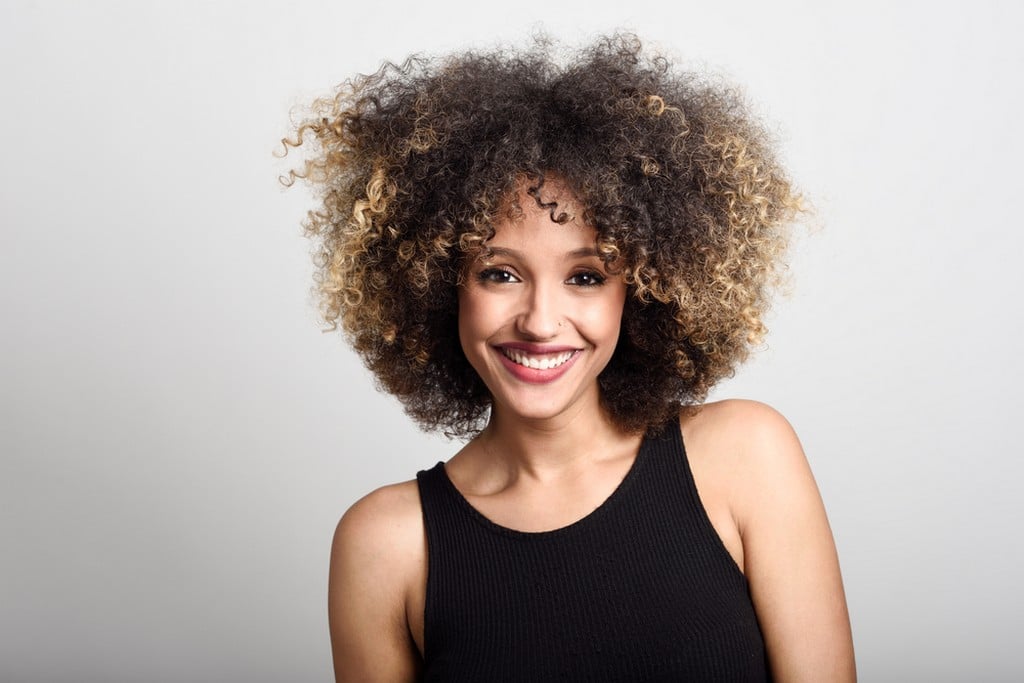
(328, 484), (424, 683)
(722, 401), (856, 682)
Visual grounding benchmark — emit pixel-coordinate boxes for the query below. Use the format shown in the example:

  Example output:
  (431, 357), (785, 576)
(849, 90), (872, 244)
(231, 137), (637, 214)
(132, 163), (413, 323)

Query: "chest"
(412, 427), (765, 681)
(422, 514), (766, 681)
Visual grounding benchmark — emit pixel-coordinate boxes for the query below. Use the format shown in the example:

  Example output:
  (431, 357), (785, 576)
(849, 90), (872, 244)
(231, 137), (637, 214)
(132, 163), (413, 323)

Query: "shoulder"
(679, 399), (816, 536)
(673, 400), (806, 571)
(335, 479), (423, 540)
(682, 401), (855, 679)
(680, 399), (805, 480)
(332, 479), (425, 581)
(681, 398), (799, 449)
(328, 480), (426, 681)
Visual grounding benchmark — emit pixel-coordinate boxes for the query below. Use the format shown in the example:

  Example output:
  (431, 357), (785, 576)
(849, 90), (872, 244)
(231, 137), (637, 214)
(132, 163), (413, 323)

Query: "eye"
(566, 270), (607, 287)
(476, 267), (520, 284)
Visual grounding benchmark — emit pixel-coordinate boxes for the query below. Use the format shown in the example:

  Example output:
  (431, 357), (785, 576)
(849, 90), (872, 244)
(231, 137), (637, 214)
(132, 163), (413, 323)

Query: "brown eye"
(477, 267), (519, 284)
(566, 271), (606, 287)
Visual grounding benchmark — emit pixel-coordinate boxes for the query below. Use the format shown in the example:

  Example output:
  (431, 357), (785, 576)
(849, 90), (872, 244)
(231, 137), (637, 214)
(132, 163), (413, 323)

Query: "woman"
(286, 33), (855, 682)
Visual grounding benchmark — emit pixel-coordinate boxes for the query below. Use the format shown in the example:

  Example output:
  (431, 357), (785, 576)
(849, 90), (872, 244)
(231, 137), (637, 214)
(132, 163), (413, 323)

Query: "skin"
(328, 182), (856, 682)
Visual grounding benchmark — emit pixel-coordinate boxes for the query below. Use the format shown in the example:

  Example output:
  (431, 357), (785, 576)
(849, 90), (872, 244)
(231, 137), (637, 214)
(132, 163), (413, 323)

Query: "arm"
(729, 401), (856, 681)
(328, 483), (424, 683)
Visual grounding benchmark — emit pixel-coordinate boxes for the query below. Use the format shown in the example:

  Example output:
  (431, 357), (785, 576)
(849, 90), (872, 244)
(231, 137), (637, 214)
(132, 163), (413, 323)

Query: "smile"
(499, 348), (576, 370)
(492, 344), (582, 384)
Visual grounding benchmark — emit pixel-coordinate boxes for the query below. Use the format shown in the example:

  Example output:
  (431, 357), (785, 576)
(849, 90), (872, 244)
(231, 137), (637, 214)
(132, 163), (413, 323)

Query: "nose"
(516, 282), (562, 340)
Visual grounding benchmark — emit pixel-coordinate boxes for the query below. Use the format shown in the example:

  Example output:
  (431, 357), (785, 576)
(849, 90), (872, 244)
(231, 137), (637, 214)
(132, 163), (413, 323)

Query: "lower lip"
(494, 348), (580, 384)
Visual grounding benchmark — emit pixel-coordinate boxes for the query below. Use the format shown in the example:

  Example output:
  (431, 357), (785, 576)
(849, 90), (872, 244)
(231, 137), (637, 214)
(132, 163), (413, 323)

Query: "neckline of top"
(435, 428), (660, 540)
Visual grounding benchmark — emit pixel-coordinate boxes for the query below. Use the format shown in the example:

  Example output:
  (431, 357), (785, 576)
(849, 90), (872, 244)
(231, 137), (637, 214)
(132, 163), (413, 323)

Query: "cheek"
(593, 286), (628, 338)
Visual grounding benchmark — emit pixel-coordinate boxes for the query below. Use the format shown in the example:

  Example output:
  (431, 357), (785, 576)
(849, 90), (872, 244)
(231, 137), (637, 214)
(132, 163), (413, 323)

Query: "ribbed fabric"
(415, 421), (770, 682)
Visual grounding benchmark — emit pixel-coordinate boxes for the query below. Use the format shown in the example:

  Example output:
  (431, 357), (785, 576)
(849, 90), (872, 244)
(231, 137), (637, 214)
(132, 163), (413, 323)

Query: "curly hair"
(283, 33), (800, 437)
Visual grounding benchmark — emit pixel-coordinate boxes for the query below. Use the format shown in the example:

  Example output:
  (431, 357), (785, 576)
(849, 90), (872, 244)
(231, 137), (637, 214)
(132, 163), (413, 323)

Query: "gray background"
(2, 1), (1021, 681)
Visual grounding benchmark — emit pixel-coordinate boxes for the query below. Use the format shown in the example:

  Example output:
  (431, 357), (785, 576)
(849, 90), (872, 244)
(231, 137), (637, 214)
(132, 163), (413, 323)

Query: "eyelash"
(475, 267), (606, 287)
(567, 271), (606, 287)
(476, 267), (519, 284)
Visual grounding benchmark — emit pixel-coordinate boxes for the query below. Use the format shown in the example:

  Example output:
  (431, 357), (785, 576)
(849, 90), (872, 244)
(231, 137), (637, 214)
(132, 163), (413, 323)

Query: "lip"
(496, 342), (579, 354)
(492, 343), (581, 384)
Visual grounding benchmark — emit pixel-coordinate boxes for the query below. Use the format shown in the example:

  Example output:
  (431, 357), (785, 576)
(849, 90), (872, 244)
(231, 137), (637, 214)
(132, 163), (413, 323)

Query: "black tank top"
(415, 421), (770, 682)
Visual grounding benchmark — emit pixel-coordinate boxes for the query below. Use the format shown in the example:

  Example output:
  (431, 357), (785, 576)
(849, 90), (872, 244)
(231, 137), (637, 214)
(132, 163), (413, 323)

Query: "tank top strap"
(640, 417), (702, 500)
(415, 461), (464, 545)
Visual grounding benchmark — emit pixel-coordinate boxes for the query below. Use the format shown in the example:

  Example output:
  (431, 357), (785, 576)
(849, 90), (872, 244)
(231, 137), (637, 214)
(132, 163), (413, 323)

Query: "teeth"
(501, 348), (574, 370)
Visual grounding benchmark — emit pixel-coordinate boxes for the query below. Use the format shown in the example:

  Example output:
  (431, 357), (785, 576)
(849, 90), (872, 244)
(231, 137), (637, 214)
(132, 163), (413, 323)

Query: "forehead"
(501, 175), (580, 217)
(486, 180), (597, 253)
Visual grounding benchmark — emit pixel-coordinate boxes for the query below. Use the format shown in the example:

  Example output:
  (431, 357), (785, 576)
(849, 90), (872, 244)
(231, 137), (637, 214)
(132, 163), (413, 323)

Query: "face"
(458, 182), (628, 426)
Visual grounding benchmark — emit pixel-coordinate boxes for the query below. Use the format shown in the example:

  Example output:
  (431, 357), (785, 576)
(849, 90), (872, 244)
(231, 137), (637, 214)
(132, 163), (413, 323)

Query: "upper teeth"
(501, 348), (574, 370)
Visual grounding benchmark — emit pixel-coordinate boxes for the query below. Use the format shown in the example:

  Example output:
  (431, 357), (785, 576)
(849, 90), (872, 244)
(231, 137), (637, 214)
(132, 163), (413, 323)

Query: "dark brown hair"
(283, 33), (800, 437)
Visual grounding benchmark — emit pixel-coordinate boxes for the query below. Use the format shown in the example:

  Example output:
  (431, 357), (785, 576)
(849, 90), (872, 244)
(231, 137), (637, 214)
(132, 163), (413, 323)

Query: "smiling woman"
(458, 181), (628, 425)
(284, 32), (855, 683)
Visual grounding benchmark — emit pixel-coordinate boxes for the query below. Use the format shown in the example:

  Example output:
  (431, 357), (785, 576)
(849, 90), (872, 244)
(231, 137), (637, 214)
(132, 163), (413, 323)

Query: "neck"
(478, 400), (632, 482)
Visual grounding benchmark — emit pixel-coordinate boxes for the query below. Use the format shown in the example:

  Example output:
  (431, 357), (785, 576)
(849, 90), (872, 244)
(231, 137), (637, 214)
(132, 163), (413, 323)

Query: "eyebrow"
(485, 246), (602, 259)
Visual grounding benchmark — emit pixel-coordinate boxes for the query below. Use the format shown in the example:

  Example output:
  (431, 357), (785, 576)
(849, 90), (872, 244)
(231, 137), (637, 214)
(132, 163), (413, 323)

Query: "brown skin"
(328, 400), (855, 682)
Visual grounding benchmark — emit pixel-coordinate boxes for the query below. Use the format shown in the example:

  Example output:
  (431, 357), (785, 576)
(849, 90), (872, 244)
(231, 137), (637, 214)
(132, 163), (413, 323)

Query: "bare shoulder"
(329, 480), (425, 682)
(675, 400), (806, 571)
(334, 479), (424, 550)
(683, 400), (856, 680)
(680, 399), (808, 495)
(681, 398), (822, 542)
(681, 398), (801, 454)
(331, 479), (425, 607)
